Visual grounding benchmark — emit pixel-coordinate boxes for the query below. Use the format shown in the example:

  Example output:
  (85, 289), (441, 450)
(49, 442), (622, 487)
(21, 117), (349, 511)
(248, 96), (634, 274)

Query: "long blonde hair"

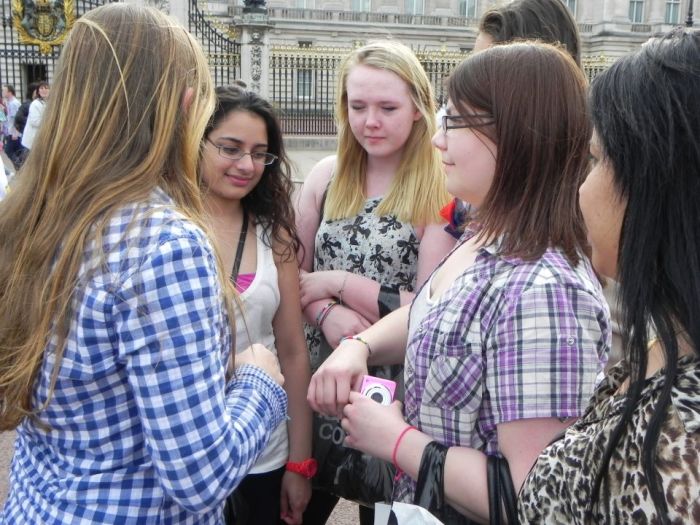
(0, 4), (235, 430)
(325, 40), (449, 224)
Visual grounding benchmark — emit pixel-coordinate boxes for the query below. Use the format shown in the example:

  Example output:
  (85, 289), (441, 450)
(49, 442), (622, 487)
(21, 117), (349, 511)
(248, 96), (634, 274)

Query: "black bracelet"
(378, 284), (401, 318)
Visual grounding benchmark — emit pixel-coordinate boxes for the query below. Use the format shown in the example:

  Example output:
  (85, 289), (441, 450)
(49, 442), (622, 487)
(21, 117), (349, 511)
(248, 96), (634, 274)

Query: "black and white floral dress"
(305, 196), (419, 376)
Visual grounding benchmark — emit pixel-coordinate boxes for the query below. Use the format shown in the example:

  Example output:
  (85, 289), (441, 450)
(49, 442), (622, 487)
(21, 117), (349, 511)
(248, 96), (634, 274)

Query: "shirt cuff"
(228, 364), (288, 430)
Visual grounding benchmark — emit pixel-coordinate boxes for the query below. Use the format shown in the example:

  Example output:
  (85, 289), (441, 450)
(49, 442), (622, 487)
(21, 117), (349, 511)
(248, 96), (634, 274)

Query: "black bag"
(486, 455), (518, 525)
(312, 402), (396, 505)
(403, 442), (517, 525)
(310, 329), (402, 506)
(14, 100), (31, 135)
(406, 441), (474, 525)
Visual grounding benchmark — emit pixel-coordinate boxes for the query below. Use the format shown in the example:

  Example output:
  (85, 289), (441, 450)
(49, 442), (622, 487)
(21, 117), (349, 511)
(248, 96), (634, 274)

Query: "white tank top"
(235, 223), (288, 473)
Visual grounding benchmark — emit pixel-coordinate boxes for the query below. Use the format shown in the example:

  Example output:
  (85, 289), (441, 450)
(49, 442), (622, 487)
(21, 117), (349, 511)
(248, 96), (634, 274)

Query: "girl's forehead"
(347, 65), (409, 92)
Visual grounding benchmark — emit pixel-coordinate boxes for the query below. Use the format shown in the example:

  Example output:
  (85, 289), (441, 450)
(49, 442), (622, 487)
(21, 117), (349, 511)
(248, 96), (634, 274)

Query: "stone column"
(168, 0), (188, 27)
(236, 8), (272, 97)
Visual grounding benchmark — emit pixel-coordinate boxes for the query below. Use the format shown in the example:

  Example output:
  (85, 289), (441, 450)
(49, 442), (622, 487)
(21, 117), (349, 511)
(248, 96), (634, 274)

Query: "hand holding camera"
(359, 375), (397, 405)
(307, 338), (370, 416)
(341, 384), (404, 462)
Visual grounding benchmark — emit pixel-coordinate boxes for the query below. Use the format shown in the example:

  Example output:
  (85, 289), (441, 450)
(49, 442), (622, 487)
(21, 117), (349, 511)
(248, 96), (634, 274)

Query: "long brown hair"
(0, 4), (230, 430)
(448, 41), (590, 265)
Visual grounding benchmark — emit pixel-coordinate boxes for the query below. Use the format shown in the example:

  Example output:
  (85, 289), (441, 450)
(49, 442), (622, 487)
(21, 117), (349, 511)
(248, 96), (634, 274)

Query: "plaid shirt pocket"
(423, 352), (484, 412)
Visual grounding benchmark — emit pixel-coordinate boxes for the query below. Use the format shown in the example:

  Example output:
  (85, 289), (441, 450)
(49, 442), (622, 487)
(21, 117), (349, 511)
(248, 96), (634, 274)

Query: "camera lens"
(365, 385), (390, 405)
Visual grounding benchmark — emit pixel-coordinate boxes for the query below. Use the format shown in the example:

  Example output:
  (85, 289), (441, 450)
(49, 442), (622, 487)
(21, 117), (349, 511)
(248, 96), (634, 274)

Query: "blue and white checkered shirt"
(1, 189), (288, 524)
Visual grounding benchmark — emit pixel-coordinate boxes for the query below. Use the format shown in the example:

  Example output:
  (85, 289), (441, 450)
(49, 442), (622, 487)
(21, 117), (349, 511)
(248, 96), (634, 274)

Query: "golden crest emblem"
(11, 0), (75, 54)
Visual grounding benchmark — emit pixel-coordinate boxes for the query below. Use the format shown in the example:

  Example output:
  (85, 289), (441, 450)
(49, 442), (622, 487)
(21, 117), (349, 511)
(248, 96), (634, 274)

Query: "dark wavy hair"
(203, 85), (299, 260)
(589, 28), (700, 523)
(480, 0), (581, 66)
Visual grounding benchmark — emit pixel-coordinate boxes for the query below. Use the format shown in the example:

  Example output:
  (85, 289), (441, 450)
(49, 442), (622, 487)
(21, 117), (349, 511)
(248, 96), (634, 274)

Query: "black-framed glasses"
(442, 113), (494, 132)
(206, 139), (278, 166)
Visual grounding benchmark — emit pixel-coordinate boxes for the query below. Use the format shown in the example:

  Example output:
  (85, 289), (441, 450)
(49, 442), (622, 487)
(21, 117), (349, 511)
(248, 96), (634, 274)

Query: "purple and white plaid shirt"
(395, 231), (610, 503)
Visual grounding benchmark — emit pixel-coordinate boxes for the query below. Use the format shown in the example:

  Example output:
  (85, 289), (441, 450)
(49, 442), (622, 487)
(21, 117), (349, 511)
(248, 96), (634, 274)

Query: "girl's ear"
(181, 87), (194, 113)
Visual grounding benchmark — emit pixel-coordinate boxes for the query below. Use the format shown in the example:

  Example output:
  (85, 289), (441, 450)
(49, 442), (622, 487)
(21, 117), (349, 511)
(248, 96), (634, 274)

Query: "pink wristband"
(392, 425), (417, 474)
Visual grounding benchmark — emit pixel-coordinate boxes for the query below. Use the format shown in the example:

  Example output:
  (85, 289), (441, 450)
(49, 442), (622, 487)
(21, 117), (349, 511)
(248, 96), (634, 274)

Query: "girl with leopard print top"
(519, 28), (700, 524)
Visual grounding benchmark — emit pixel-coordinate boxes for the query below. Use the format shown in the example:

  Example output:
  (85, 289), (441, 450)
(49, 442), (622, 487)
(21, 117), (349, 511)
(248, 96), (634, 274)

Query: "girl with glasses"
(200, 86), (313, 525)
(308, 42), (611, 523)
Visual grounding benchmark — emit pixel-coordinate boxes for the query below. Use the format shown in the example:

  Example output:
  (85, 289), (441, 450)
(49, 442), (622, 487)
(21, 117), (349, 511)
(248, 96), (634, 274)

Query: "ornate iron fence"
(269, 45), (470, 136)
(189, 0), (240, 86)
(582, 55), (613, 83)
(270, 43), (614, 136)
(416, 48), (470, 106)
(270, 45), (341, 136)
(0, 0), (111, 102)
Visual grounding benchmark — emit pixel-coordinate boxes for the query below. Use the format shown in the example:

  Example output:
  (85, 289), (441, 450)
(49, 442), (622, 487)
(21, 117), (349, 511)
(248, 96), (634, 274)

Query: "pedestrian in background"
(20, 81), (48, 151)
(2, 84), (22, 169)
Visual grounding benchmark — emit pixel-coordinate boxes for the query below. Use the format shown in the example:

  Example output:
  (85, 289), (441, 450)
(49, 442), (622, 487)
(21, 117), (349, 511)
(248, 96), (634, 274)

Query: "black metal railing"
(269, 46), (471, 136)
(270, 49), (341, 136)
(189, 0), (240, 86)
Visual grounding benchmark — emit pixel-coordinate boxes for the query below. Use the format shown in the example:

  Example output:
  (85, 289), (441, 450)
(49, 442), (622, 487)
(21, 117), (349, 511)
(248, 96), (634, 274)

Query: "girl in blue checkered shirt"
(0, 5), (287, 524)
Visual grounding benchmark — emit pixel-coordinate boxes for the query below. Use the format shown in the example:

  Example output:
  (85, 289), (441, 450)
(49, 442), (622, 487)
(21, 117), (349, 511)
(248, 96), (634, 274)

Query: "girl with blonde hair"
(0, 4), (286, 523)
(296, 39), (454, 524)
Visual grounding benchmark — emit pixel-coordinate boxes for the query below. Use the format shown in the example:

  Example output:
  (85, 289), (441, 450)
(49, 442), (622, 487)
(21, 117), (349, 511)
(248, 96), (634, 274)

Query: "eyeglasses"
(206, 139), (278, 166)
(442, 113), (494, 132)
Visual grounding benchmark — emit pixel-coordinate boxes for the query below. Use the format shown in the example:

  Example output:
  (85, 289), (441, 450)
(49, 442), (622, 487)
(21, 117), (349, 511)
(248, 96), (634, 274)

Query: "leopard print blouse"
(519, 355), (700, 524)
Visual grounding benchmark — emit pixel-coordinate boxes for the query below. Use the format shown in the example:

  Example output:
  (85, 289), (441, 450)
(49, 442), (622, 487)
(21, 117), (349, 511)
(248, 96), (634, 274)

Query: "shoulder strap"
(487, 455), (518, 525)
(231, 212), (249, 281)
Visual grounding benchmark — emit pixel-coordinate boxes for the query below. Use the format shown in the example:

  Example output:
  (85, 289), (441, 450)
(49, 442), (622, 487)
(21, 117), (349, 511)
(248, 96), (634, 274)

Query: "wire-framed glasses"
(207, 139), (278, 166)
(442, 113), (494, 132)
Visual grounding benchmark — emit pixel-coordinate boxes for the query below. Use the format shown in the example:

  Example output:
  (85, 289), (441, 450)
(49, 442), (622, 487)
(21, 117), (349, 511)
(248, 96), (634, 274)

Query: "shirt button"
(567, 336), (576, 345)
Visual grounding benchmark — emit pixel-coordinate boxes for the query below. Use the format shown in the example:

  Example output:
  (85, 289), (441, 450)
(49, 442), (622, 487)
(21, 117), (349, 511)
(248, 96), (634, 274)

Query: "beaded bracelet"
(339, 335), (372, 356)
(315, 300), (338, 328)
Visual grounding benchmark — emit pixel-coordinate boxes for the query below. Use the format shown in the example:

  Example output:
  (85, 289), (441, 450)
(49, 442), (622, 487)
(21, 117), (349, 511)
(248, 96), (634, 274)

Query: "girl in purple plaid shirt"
(309, 42), (611, 523)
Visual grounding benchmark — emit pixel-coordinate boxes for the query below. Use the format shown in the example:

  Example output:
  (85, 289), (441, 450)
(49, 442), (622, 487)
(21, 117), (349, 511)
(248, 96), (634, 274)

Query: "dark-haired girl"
(307, 42), (611, 523)
(519, 28), (700, 524)
(201, 86), (312, 525)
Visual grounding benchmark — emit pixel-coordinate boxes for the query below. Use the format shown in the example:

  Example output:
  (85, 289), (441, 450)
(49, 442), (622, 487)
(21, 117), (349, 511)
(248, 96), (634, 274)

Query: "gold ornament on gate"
(12, 0), (75, 54)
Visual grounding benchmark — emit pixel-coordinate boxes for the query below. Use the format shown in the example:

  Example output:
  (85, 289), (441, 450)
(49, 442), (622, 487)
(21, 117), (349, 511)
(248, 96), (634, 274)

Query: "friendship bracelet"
(392, 425), (417, 475)
(339, 335), (372, 356)
(337, 273), (350, 306)
(316, 300), (338, 328)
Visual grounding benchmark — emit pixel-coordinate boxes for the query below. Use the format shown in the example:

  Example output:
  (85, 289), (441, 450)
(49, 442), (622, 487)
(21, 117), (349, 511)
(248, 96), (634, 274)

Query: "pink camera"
(360, 375), (396, 406)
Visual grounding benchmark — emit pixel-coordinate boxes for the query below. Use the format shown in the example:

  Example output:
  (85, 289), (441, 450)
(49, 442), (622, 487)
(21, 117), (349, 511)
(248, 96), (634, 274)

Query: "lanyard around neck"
(231, 212), (249, 282)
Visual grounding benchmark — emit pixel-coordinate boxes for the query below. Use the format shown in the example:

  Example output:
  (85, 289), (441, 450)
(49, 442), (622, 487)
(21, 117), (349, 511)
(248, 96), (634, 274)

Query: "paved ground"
(288, 147), (333, 183)
(0, 146), (360, 523)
